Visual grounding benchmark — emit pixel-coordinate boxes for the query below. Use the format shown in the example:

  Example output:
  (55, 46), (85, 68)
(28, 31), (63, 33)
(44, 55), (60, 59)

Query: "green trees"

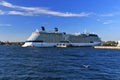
(102, 41), (118, 46)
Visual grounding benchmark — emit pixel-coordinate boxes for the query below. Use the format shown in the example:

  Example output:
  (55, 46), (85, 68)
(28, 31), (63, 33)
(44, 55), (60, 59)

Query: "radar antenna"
(84, 29), (87, 34)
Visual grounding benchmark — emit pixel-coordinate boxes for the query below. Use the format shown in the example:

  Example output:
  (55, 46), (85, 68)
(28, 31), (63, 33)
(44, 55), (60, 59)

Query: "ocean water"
(0, 45), (120, 80)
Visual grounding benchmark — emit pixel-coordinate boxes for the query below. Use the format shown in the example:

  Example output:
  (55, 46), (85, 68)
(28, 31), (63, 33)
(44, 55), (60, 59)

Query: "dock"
(94, 46), (120, 49)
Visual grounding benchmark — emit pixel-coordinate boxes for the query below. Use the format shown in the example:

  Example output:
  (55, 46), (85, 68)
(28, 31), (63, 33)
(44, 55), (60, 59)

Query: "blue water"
(0, 45), (120, 80)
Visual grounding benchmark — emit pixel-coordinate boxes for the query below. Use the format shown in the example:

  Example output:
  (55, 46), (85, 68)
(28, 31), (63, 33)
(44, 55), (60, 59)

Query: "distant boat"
(56, 43), (68, 48)
(22, 26), (102, 47)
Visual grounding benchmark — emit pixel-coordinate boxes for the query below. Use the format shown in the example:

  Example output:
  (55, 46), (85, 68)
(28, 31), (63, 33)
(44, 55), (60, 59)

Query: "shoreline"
(94, 46), (120, 49)
(0, 42), (25, 45)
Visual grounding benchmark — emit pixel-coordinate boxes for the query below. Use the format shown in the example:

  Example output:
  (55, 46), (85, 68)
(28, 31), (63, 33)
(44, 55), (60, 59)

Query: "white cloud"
(0, 1), (90, 17)
(97, 19), (100, 21)
(0, 10), (5, 15)
(96, 18), (113, 25)
(0, 24), (12, 27)
(103, 20), (113, 24)
(100, 13), (114, 17)
(99, 12), (120, 17)
(8, 11), (33, 16)
(0, 1), (14, 8)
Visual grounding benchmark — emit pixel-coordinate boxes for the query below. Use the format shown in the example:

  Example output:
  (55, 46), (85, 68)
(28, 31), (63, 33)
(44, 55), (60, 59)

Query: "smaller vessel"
(56, 43), (68, 48)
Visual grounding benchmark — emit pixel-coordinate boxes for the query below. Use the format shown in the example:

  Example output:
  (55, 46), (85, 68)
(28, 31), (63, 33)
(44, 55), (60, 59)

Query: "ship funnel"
(41, 26), (45, 31)
(54, 27), (58, 32)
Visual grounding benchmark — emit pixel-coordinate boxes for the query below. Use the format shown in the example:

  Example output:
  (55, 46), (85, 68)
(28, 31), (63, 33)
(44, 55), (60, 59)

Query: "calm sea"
(0, 45), (120, 80)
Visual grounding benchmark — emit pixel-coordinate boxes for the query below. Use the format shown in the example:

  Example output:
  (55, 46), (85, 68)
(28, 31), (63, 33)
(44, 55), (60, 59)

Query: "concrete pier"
(94, 46), (120, 49)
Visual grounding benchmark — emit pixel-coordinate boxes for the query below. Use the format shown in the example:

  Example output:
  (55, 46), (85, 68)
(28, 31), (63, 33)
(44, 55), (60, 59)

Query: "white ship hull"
(22, 42), (101, 47)
(22, 27), (102, 47)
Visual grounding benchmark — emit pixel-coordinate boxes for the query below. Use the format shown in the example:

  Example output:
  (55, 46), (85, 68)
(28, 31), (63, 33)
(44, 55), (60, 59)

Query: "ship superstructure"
(22, 27), (101, 47)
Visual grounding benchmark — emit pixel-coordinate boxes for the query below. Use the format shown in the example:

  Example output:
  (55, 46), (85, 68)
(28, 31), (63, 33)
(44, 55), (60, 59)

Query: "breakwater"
(94, 46), (120, 49)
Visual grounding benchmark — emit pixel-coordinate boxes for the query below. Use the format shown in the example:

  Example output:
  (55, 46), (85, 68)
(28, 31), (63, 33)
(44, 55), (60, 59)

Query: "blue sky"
(0, 0), (120, 42)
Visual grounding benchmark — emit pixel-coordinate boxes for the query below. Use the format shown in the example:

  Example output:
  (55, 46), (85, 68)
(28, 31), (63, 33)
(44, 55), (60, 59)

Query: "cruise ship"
(22, 27), (101, 47)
